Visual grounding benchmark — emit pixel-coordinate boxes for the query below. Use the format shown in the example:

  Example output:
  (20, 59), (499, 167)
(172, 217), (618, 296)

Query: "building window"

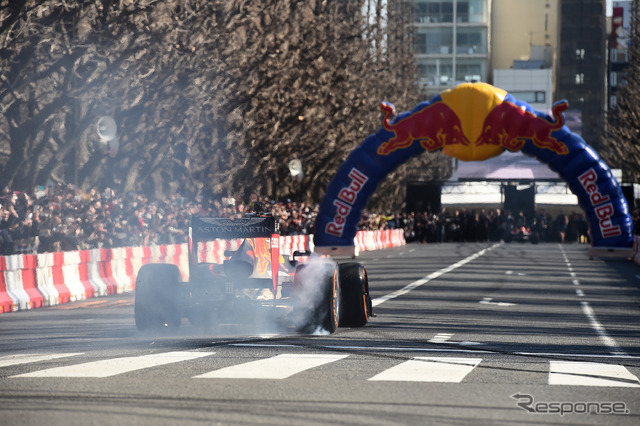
(416, 33), (427, 54)
(414, 0), (453, 23)
(575, 48), (585, 60)
(509, 91), (546, 104)
(415, 0), (486, 24)
(611, 48), (628, 63)
(416, 27), (454, 54)
(456, 27), (487, 54)
(575, 73), (584, 85)
(417, 58), (454, 86)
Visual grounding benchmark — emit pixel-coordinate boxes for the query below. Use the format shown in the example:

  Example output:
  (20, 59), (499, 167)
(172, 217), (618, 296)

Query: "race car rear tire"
(293, 262), (340, 334)
(135, 263), (182, 332)
(338, 262), (371, 327)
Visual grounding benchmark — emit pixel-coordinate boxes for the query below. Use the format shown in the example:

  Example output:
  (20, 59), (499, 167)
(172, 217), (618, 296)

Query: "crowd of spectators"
(383, 208), (589, 244)
(0, 183), (638, 255)
(0, 184), (324, 255)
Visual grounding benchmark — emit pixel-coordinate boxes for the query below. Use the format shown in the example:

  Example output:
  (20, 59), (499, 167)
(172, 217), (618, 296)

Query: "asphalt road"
(1, 242), (639, 425)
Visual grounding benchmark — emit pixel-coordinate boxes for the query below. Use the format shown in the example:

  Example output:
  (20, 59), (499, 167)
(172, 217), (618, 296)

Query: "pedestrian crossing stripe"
(0, 353), (84, 368)
(12, 351), (213, 378)
(369, 357), (482, 383)
(549, 361), (640, 387)
(6, 353), (640, 387)
(194, 354), (349, 379)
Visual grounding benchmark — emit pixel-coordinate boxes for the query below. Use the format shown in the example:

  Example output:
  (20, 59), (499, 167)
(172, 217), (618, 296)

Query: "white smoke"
(290, 255), (337, 335)
(139, 254), (338, 338)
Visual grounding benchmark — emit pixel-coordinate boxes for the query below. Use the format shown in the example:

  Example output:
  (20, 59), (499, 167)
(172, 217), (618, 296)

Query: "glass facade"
(414, 0), (489, 95)
(415, 0), (488, 24)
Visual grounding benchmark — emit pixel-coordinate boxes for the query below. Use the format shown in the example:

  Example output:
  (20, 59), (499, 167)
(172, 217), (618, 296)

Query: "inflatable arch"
(314, 83), (634, 253)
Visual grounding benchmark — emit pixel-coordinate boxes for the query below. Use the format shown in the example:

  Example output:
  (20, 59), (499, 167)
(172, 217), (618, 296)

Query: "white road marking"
(576, 289), (585, 297)
(559, 245), (627, 357)
(0, 353), (83, 368)
(580, 301), (627, 356)
(480, 297), (516, 307)
(428, 333), (453, 343)
(549, 361), (640, 387)
(369, 357), (482, 383)
(194, 353), (348, 379)
(372, 243), (501, 307)
(12, 351), (212, 378)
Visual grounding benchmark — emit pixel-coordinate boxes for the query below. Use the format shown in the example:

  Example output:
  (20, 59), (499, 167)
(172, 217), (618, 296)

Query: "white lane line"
(0, 353), (84, 368)
(549, 361), (640, 387)
(479, 297), (516, 307)
(372, 243), (502, 307)
(194, 354), (348, 379)
(369, 357), (482, 383)
(559, 245), (627, 357)
(580, 302), (627, 356)
(12, 351), (212, 378)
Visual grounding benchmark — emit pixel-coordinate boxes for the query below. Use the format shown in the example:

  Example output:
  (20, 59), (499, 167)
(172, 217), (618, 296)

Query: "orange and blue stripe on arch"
(314, 82), (633, 249)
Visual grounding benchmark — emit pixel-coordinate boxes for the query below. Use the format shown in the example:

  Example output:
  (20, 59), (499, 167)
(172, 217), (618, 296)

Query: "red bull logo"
(375, 83), (570, 162)
(578, 169), (622, 238)
(326, 167), (368, 238)
(377, 101), (470, 155)
(475, 101), (569, 155)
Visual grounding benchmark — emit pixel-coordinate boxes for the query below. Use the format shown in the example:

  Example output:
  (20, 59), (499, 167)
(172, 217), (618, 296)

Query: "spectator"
(0, 182), (613, 255)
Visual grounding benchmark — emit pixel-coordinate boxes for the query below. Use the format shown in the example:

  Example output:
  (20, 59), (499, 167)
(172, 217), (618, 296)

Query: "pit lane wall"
(0, 229), (405, 313)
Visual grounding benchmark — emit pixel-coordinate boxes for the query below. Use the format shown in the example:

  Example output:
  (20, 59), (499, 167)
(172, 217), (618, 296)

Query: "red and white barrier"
(61, 251), (88, 302)
(110, 247), (132, 293)
(127, 247), (144, 289)
(3, 254), (41, 310)
(87, 248), (110, 296)
(0, 229), (405, 313)
(77, 250), (94, 299)
(35, 252), (60, 307)
(0, 256), (16, 312)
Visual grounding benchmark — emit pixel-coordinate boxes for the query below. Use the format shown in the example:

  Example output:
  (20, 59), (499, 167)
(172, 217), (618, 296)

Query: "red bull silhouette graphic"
(475, 101), (569, 155)
(377, 101), (470, 155)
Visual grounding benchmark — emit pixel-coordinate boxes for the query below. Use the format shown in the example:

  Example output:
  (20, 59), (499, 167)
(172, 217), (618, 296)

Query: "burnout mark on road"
(371, 243), (502, 307)
(54, 298), (133, 310)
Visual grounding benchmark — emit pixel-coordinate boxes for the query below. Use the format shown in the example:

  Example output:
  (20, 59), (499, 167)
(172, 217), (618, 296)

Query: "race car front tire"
(135, 263), (182, 331)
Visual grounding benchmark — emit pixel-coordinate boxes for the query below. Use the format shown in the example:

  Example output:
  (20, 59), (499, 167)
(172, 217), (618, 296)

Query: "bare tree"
(603, 0), (640, 183)
(0, 0), (445, 210)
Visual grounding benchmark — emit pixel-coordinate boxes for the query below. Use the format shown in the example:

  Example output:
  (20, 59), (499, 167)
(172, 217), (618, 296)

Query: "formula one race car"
(134, 214), (372, 334)
(505, 225), (539, 244)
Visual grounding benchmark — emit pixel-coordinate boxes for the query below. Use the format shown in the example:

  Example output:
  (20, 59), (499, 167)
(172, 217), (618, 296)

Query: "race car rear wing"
(190, 215), (278, 240)
(189, 215), (280, 296)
